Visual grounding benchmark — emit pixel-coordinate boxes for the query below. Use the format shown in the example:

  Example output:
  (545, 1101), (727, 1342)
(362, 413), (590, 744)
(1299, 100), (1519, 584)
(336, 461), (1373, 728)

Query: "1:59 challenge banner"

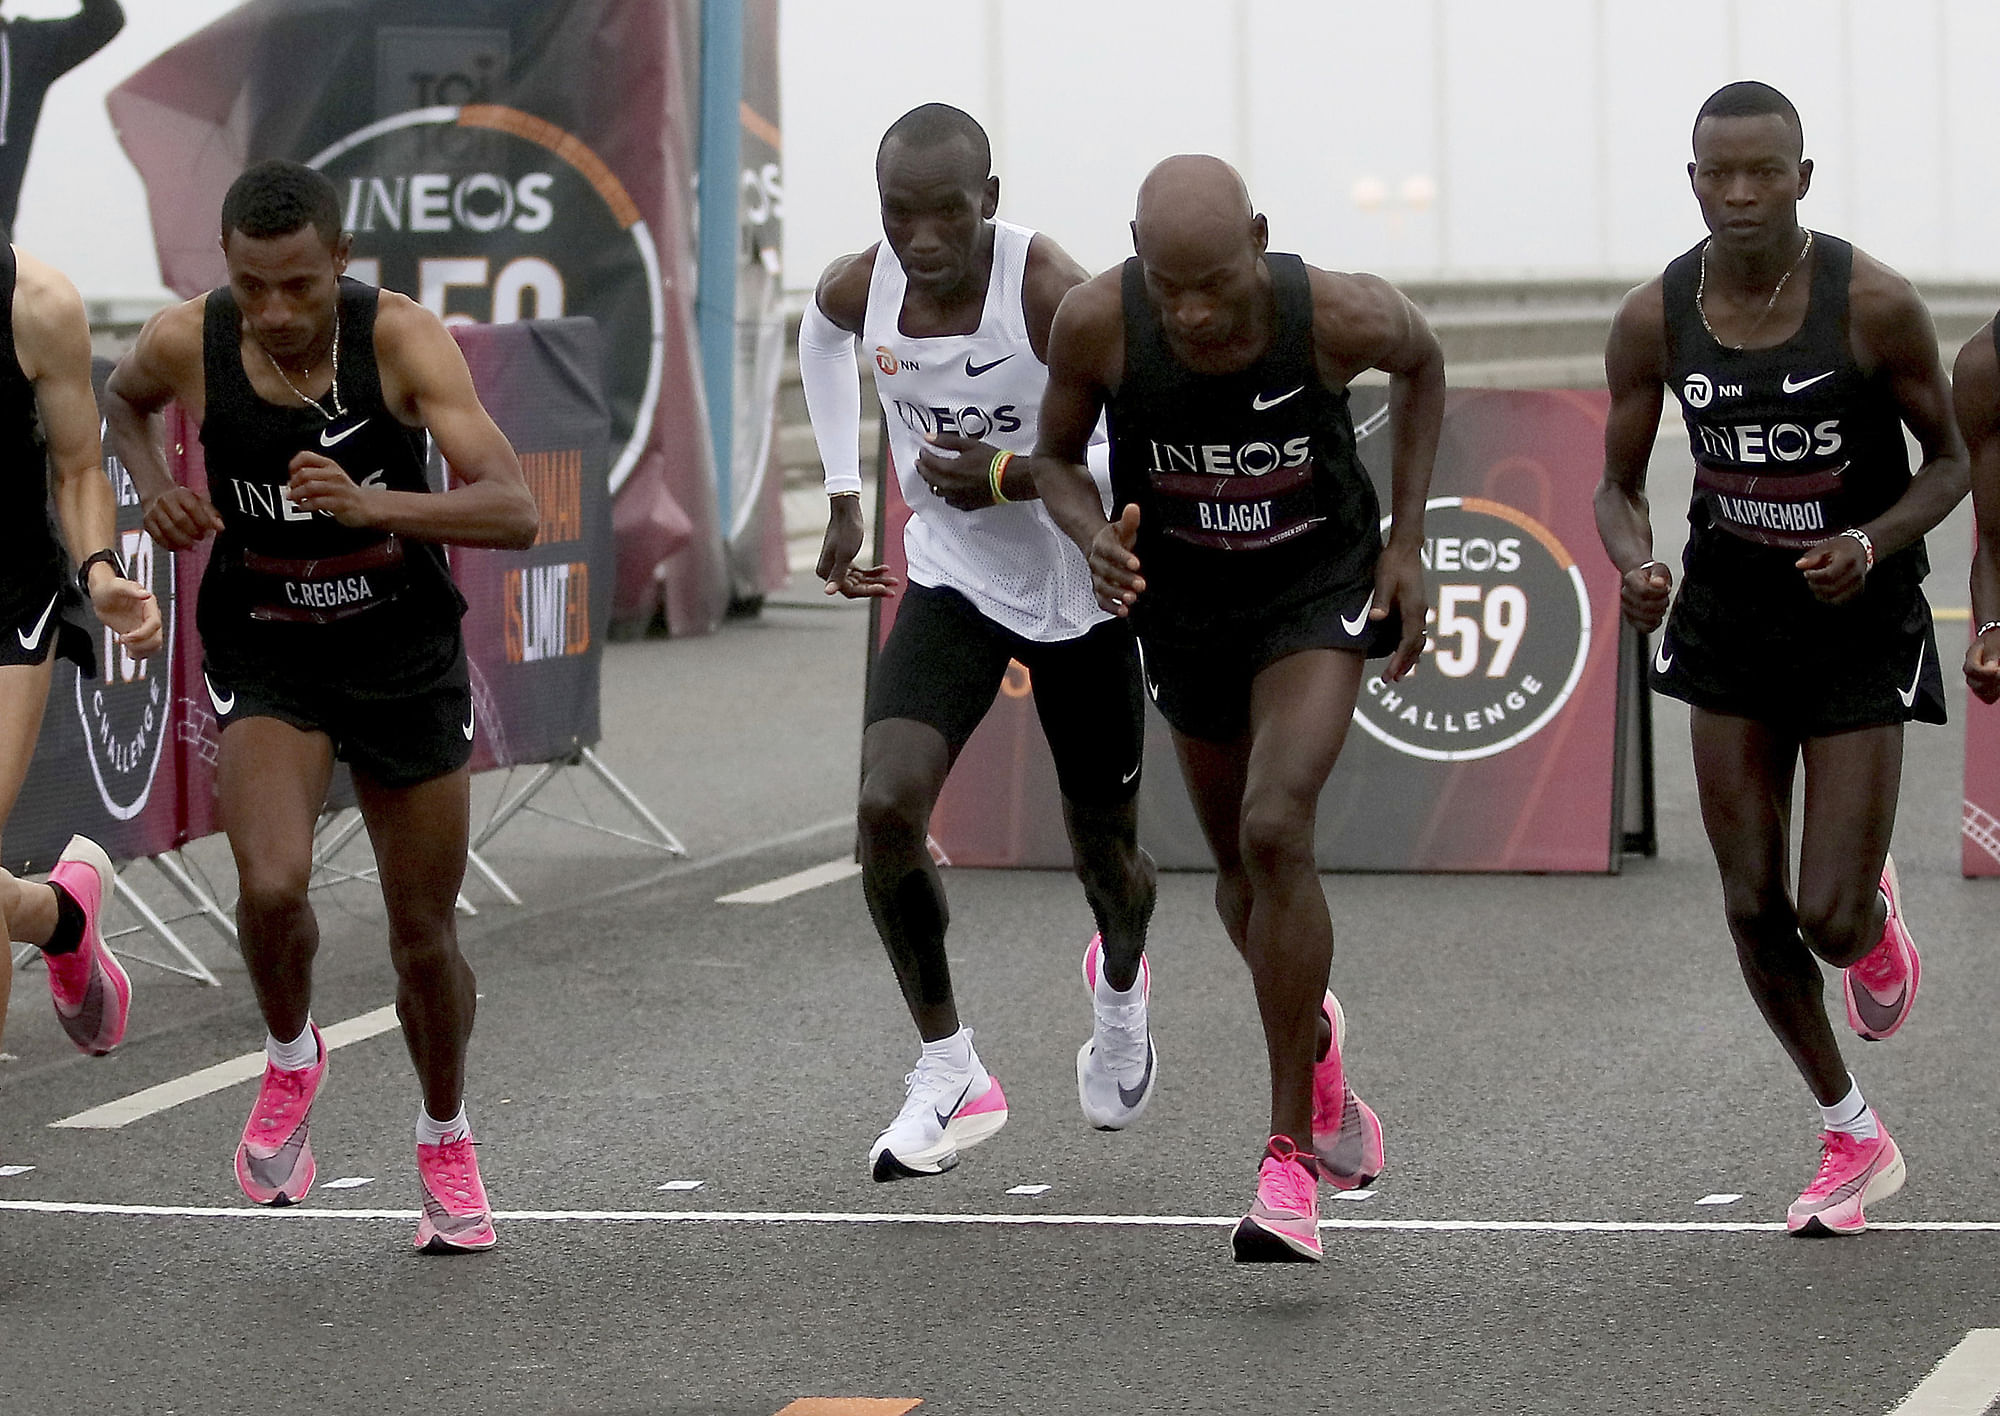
(876, 387), (1631, 873)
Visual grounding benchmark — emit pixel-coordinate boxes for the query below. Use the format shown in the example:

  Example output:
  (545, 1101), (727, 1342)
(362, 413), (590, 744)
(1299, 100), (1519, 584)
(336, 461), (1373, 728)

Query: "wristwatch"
(75, 548), (125, 597)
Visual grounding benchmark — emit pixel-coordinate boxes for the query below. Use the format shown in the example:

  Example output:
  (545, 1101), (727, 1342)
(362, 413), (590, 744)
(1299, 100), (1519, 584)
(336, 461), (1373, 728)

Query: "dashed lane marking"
(321, 1177), (374, 1190)
(10, 1200), (2000, 1234)
(1005, 1184), (1051, 1196)
(1696, 1193), (1743, 1205)
(718, 858), (861, 905)
(1889, 1329), (2000, 1416)
(49, 1004), (402, 1130)
(658, 1180), (706, 1192)
(0, 1165), (34, 1177)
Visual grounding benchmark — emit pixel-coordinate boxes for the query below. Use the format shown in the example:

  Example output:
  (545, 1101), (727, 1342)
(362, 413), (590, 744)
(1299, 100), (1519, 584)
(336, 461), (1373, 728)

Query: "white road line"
(657, 1180), (705, 1192)
(11, 1199), (2000, 1233)
(0, 1165), (34, 1177)
(1890, 1330), (2000, 1416)
(718, 858), (860, 905)
(320, 1177), (374, 1191)
(49, 1004), (402, 1130)
(1005, 1185), (1051, 1197)
(1696, 1193), (1743, 1205)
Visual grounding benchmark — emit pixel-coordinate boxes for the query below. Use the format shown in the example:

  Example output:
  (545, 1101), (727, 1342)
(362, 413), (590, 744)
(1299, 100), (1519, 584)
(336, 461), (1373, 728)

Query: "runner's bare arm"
(1595, 280), (1675, 633)
(1957, 321), (2000, 702)
(104, 297), (221, 553)
(304, 292), (537, 549)
(913, 233), (1093, 510)
(1027, 275), (1140, 616)
(19, 250), (162, 655)
(804, 248), (898, 597)
(1313, 271), (1441, 680)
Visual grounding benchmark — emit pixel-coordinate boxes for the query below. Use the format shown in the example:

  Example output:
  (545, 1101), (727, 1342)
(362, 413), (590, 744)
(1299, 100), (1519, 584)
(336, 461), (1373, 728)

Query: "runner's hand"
(89, 575), (163, 657)
(141, 485), (223, 550)
(1089, 504), (1145, 617)
(1375, 539), (1429, 682)
(287, 450), (376, 528)
(914, 431), (1004, 510)
(1797, 536), (1867, 605)
(1621, 560), (1673, 633)
(816, 493), (899, 599)
(1967, 625), (2000, 704)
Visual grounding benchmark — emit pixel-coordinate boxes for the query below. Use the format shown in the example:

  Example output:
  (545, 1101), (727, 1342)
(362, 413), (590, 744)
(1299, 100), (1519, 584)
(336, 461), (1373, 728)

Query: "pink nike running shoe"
(234, 1025), (326, 1206)
(1311, 991), (1384, 1190)
(1231, 1136), (1323, 1263)
(1786, 1119), (1906, 1236)
(43, 835), (131, 1055)
(415, 1131), (497, 1253)
(1843, 856), (1920, 1041)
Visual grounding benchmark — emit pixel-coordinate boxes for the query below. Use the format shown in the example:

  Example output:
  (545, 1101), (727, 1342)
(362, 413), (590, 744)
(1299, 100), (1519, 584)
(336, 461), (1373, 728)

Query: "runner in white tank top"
(799, 104), (1159, 1183)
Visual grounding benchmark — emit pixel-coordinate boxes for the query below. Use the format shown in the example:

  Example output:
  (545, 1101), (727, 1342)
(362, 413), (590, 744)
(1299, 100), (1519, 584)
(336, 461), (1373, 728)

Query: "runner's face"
(1689, 115), (1810, 254)
(1135, 221), (1264, 354)
(877, 139), (997, 297)
(223, 226), (349, 363)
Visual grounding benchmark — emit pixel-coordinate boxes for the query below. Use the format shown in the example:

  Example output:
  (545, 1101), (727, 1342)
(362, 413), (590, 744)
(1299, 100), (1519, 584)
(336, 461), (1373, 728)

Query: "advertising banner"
(5, 321), (610, 876)
(875, 388), (1631, 873)
(106, 0), (747, 636)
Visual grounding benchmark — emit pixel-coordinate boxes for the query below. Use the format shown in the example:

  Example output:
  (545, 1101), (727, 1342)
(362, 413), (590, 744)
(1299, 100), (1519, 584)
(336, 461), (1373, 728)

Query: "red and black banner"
(874, 388), (1636, 873)
(5, 320), (611, 875)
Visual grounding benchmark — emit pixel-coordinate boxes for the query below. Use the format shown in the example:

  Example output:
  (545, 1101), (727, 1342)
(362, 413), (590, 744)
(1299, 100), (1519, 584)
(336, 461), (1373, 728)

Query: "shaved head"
(1133, 154), (1256, 258)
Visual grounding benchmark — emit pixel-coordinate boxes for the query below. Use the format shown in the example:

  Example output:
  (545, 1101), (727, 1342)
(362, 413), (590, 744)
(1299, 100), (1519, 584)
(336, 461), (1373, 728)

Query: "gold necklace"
(1696, 230), (1813, 351)
(259, 310), (346, 421)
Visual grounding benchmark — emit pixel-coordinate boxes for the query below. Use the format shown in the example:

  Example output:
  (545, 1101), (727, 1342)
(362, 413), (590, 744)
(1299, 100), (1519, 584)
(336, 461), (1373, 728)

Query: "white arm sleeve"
(798, 297), (864, 496)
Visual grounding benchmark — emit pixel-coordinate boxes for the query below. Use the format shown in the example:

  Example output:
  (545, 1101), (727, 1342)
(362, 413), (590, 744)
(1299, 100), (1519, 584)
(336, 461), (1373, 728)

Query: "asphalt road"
(4, 431), (1998, 1416)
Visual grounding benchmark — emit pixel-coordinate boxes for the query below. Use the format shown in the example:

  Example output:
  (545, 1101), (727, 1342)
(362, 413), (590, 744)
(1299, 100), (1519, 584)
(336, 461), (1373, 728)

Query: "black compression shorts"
(866, 581), (1145, 807)
(200, 646), (474, 789)
(1136, 575), (1399, 742)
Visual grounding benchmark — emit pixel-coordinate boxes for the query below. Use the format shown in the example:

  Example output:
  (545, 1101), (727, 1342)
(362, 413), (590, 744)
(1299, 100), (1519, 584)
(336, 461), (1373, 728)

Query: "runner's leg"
(858, 719), (958, 1040)
(1795, 725), (1901, 969)
(353, 766), (476, 1121)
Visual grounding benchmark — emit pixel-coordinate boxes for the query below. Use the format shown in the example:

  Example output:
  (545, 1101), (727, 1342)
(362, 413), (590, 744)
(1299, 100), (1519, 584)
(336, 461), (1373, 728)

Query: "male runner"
(1031, 155), (1436, 1262)
(0, 241), (160, 1057)
(801, 104), (1158, 1181)
(1596, 82), (1963, 1236)
(105, 160), (537, 1251)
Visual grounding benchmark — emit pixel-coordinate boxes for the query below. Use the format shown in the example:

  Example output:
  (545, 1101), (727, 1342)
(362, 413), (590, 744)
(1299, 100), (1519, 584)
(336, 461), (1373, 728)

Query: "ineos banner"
(5, 319), (611, 876)
(874, 388), (1631, 873)
(105, 0), (780, 637)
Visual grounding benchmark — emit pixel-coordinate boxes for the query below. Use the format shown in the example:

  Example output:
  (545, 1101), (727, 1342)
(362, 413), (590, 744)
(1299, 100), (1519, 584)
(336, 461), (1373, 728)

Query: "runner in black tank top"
(1033, 155), (1443, 1264)
(0, 241), (161, 1060)
(1596, 83), (1969, 1238)
(105, 161), (537, 1253)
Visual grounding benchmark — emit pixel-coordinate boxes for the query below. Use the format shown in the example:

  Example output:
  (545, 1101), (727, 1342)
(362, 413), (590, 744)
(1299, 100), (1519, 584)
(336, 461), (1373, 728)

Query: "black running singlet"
(1663, 233), (1923, 584)
(0, 242), (66, 619)
(197, 278), (463, 684)
(1106, 254), (1381, 639)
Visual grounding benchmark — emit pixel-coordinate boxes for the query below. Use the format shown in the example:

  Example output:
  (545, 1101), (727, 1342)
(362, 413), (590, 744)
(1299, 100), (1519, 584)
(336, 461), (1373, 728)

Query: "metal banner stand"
(465, 747), (686, 902)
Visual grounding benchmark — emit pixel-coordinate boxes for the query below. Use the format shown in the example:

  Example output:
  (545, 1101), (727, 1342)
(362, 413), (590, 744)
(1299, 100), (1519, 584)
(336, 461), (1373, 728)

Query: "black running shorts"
(1652, 560), (1946, 736)
(200, 647), (474, 788)
(0, 575), (94, 672)
(1135, 575), (1400, 742)
(866, 581), (1145, 807)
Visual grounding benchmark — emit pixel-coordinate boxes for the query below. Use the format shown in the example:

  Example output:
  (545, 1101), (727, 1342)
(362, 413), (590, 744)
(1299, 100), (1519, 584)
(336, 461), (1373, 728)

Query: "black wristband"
(76, 548), (125, 597)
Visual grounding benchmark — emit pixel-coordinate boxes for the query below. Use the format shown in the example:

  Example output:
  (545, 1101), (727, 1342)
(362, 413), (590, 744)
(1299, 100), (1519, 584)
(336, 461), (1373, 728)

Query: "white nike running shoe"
(1077, 934), (1157, 1130)
(869, 1041), (1009, 1182)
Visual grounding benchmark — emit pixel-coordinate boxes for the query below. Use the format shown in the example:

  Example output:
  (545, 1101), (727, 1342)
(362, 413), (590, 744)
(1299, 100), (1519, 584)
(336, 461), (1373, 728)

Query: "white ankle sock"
(921, 1027), (975, 1074)
(416, 1103), (469, 1146)
(265, 1023), (318, 1071)
(1094, 965), (1143, 1007)
(1819, 1077), (1879, 1139)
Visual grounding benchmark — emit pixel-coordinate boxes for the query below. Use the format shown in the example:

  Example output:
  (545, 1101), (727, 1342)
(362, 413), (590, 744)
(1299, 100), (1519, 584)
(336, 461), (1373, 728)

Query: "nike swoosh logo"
(462, 705), (476, 741)
(1654, 640), (1673, 674)
(934, 1079), (974, 1130)
(1339, 593), (1374, 636)
(319, 419), (369, 447)
(204, 671), (235, 717)
(1896, 643), (1925, 708)
(1121, 762), (1141, 785)
(1782, 371), (1835, 394)
(964, 354), (1015, 378)
(1116, 1038), (1156, 1109)
(16, 593), (57, 651)
(1252, 387), (1304, 411)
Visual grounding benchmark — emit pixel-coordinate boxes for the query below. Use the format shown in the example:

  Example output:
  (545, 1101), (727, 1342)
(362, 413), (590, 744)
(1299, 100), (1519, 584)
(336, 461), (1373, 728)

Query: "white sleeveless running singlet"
(862, 220), (1106, 643)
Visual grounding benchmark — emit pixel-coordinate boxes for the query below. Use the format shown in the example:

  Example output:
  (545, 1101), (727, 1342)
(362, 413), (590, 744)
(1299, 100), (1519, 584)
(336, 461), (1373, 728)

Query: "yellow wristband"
(989, 450), (1015, 504)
